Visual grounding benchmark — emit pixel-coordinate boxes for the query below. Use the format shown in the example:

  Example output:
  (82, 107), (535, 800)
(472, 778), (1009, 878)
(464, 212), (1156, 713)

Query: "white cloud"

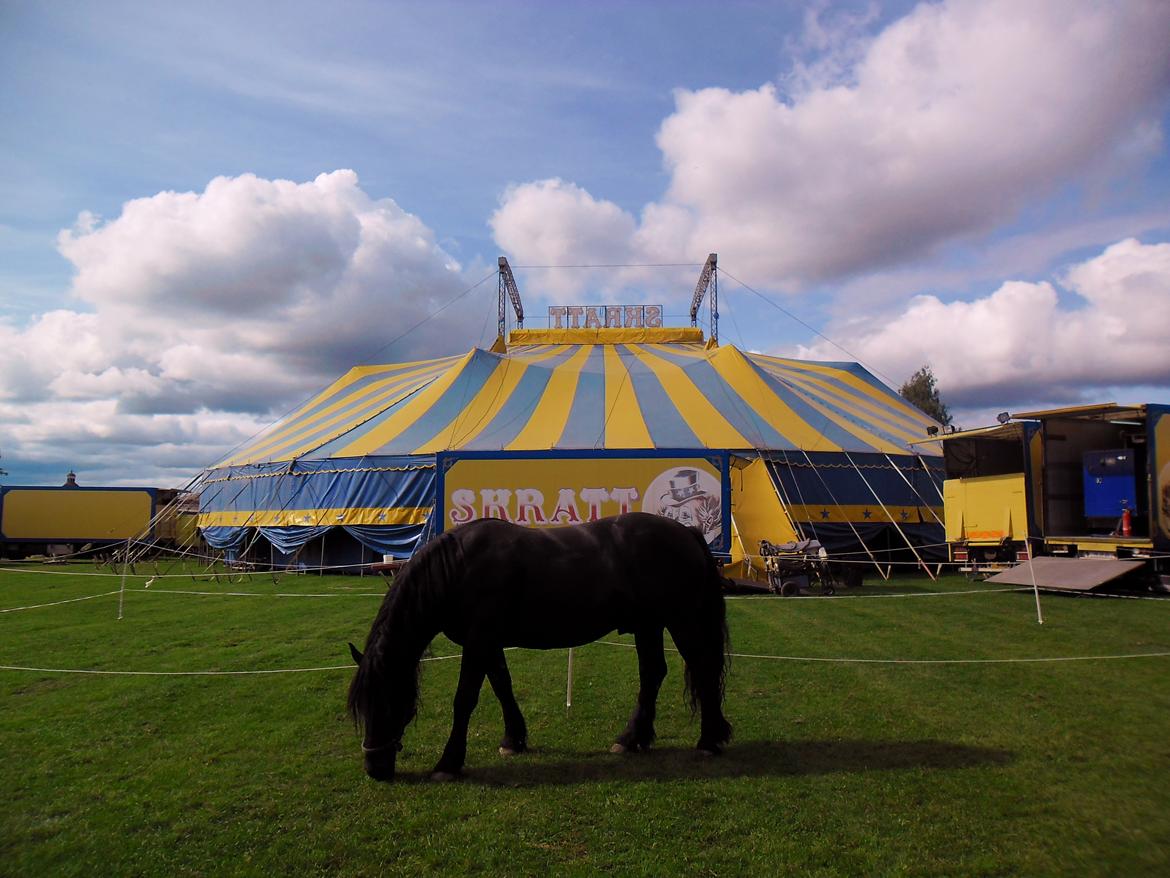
(491, 0), (1170, 288)
(490, 179), (638, 301)
(0, 170), (486, 484)
(794, 238), (1170, 410)
(782, 2), (878, 95)
(57, 172), (362, 315)
(0, 396), (270, 487)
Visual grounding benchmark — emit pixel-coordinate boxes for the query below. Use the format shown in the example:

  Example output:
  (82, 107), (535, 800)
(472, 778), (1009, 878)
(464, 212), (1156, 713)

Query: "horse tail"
(682, 526), (732, 716)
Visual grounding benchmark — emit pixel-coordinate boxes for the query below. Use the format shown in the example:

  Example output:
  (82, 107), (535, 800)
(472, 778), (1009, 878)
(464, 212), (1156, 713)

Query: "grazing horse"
(347, 511), (732, 781)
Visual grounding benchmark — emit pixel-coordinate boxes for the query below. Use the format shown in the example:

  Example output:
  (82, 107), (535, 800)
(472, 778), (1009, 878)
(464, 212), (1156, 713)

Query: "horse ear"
(348, 642), (364, 665)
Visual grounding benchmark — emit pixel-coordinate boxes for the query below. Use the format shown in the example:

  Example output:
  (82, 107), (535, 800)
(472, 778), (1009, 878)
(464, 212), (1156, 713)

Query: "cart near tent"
(759, 537), (836, 595)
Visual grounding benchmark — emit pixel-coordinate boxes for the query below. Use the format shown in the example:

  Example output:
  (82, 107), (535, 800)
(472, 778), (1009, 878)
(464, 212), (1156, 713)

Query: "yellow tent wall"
(728, 457), (799, 580)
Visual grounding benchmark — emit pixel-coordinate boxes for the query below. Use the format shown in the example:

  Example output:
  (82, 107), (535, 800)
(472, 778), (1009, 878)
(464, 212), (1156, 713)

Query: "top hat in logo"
(661, 469), (705, 506)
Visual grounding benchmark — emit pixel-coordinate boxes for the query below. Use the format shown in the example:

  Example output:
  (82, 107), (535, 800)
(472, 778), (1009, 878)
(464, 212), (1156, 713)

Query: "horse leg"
(431, 649), (487, 781)
(612, 627), (667, 754)
(692, 659), (733, 756)
(485, 648), (528, 756)
(669, 626), (732, 756)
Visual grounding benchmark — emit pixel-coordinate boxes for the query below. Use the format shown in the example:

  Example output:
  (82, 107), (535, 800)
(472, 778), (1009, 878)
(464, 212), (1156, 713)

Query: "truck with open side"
(926, 403), (1170, 592)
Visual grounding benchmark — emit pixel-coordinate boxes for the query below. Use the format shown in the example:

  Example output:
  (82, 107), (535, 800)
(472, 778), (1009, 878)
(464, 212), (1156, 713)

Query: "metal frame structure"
(689, 253), (718, 345)
(497, 256), (524, 340)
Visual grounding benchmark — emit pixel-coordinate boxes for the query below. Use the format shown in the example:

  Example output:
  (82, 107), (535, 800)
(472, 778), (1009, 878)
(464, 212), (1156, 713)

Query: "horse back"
(437, 513), (722, 648)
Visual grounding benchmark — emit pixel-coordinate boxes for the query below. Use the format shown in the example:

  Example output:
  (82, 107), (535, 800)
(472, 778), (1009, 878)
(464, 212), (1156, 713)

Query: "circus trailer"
(195, 256), (946, 576)
(932, 403), (1170, 592)
(0, 482), (158, 559)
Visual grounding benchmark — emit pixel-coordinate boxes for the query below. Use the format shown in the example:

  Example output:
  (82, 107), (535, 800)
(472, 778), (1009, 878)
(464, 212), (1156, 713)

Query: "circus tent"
(196, 323), (945, 575)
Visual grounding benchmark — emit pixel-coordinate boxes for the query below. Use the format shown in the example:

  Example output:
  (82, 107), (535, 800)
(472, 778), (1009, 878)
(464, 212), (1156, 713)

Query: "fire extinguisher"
(1121, 507), (1132, 537)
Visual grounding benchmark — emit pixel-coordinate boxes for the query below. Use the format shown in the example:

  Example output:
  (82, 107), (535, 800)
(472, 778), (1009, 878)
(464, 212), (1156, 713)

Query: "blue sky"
(1, 0), (1169, 486)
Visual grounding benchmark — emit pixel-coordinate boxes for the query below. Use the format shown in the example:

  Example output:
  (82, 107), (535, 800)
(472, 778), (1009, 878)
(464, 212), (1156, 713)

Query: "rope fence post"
(1027, 540), (1045, 625)
(117, 540), (130, 620)
(565, 648), (574, 709)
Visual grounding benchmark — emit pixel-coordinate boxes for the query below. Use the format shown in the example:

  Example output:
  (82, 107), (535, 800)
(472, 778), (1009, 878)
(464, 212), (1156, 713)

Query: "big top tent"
(195, 313), (946, 577)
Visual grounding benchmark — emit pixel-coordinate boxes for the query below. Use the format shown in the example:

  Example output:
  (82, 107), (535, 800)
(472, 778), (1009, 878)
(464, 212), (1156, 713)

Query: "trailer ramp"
(987, 557), (1145, 592)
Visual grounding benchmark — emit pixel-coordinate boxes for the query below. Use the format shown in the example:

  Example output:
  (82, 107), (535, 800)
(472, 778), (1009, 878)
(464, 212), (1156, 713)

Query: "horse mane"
(346, 529), (464, 730)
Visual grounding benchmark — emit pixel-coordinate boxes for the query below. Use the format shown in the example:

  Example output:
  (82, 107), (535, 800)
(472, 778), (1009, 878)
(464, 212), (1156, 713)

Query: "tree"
(899, 365), (952, 427)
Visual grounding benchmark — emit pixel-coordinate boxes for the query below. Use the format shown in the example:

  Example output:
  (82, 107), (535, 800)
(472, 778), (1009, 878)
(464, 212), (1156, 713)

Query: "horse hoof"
(610, 743), (627, 754)
(499, 746), (517, 757)
(697, 748), (719, 758)
(430, 770), (460, 782)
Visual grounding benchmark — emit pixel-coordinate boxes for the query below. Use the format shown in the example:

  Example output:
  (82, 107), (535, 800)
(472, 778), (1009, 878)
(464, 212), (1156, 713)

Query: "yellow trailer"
(928, 404), (1170, 590)
(0, 484), (202, 558)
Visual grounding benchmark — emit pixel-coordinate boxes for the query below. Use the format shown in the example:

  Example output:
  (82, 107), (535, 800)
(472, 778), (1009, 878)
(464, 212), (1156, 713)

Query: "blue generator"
(1083, 449), (1137, 519)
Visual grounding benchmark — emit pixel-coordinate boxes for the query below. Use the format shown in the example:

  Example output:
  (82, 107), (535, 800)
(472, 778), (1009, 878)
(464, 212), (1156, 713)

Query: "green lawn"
(2, 564), (1168, 876)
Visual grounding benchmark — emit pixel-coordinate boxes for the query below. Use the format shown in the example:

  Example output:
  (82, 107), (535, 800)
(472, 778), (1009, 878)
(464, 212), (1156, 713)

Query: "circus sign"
(437, 452), (729, 550)
(547, 304), (663, 330)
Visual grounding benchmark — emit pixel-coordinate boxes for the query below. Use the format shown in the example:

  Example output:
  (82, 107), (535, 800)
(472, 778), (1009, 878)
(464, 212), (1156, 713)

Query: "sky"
(1, 0), (1169, 487)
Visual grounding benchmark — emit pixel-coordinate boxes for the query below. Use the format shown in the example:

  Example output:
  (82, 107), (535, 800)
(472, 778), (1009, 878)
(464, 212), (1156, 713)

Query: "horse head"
(346, 640), (418, 781)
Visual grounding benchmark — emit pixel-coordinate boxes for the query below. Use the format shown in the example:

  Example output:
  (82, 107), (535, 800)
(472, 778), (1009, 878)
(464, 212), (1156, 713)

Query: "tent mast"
(498, 256), (524, 342)
(689, 253), (718, 345)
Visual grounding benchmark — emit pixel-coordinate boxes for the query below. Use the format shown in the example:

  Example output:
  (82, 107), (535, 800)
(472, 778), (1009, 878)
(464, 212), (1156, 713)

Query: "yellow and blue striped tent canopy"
(219, 328), (939, 466)
(197, 328), (943, 563)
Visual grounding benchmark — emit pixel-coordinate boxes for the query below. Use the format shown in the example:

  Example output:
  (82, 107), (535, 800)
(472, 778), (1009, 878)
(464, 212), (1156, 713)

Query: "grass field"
(2, 563), (1169, 876)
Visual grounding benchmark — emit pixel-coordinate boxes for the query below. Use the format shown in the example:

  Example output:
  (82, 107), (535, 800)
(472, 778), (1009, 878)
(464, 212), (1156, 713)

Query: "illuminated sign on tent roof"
(548, 305), (663, 329)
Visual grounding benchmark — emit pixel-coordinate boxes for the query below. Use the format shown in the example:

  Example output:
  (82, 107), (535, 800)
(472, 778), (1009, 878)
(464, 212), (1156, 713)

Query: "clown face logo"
(643, 467), (722, 544)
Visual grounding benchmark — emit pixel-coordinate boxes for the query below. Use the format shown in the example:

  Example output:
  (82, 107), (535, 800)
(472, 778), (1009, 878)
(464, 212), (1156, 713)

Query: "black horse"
(347, 511), (732, 781)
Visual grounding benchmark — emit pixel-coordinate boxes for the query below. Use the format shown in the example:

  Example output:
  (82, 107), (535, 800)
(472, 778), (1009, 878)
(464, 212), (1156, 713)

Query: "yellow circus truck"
(930, 403), (1170, 591)
(0, 484), (200, 559)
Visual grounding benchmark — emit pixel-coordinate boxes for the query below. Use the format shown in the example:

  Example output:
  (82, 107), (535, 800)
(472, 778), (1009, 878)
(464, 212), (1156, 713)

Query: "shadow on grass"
(389, 738), (1014, 787)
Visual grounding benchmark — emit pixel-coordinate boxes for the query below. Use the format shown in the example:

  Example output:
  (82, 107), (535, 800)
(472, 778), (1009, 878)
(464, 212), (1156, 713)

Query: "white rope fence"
(594, 640), (1170, 665)
(0, 563), (389, 579)
(726, 587), (1024, 600)
(3, 572), (1165, 679)
(2, 644), (1168, 678)
(131, 587), (386, 598)
(0, 651), (469, 677)
(4, 582), (1167, 615)
(0, 590), (121, 613)
(0, 586), (387, 613)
